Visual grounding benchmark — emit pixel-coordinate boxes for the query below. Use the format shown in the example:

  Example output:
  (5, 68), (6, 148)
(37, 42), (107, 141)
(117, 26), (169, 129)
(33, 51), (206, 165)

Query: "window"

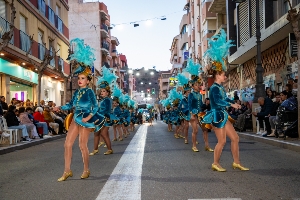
(0, 0), (6, 19)
(20, 15), (26, 33)
(49, 39), (54, 66)
(283, 0), (289, 14)
(297, 0), (300, 5)
(38, 29), (43, 44)
(181, 24), (187, 35)
(38, 0), (46, 16)
(55, 4), (61, 17)
(47, 0), (51, 7)
(48, 7), (55, 25)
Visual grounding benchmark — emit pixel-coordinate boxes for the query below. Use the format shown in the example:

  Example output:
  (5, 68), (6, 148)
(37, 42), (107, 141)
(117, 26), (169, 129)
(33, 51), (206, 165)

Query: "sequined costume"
(202, 83), (235, 128)
(113, 106), (123, 125)
(179, 96), (190, 121)
(170, 107), (181, 125)
(61, 88), (105, 132)
(98, 97), (119, 127)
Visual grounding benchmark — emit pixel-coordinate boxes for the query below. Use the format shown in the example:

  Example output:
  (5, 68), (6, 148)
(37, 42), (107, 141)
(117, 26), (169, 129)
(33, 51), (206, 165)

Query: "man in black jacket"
(252, 97), (273, 137)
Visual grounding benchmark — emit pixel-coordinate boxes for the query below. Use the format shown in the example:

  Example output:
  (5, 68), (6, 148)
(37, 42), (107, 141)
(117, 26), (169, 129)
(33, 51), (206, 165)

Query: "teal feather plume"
(176, 73), (189, 86)
(112, 86), (122, 98)
(97, 66), (118, 87)
(69, 38), (95, 66)
(184, 59), (203, 75)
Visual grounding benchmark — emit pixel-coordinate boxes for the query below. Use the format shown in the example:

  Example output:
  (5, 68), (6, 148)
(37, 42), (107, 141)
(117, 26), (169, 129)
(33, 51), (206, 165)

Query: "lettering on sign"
(24, 69), (32, 81)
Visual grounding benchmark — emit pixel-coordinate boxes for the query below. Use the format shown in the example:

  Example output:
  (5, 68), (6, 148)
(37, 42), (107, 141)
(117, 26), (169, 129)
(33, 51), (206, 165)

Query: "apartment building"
(224, 0), (300, 95)
(0, 0), (70, 105)
(158, 71), (172, 99)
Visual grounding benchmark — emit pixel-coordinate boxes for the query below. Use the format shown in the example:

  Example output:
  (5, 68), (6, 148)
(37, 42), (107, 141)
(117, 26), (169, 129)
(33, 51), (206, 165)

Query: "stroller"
(275, 96), (298, 139)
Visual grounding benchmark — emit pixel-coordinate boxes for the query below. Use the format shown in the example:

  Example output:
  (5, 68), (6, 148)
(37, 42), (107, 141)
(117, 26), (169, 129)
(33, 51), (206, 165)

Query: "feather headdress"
(161, 98), (171, 109)
(203, 29), (234, 72)
(146, 104), (153, 110)
(112, 85), (122, 102)
(127, 99), (136, 109)
(119, 94), (130, 105)
(176, 73), (191, 91)
(184, 59), (203, 84)
(69, 38), (96, 77)
(169, 88), (183, 106)
(97, 66), (118, 90)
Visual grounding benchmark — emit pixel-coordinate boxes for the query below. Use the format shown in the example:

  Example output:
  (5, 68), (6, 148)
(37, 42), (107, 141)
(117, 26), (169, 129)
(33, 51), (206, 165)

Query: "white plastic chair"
(0, 116), (19, 144)
(255, 107), (266, 134)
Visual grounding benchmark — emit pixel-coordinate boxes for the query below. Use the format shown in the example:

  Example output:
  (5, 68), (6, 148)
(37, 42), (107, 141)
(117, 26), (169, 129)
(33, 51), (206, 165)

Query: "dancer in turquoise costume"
(185, 59), (213, 153)
(120, 94), (130, 137)
(176, 73), (191, 144)
(202, 29), (249, 172)
(58, 38), (105, 181)
(89, 66), (118, 156)
(147, 104), (154, 126)
(169, 89), (182, 138)
(128, 99), (136, 131)
(112, 86), (124, 141)
(161, 98), (172, 131)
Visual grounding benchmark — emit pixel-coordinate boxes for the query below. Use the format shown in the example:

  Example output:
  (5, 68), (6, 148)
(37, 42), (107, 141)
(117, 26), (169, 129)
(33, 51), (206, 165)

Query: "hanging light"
(134, 23), (139, 27)
(161, 16), (167, 20)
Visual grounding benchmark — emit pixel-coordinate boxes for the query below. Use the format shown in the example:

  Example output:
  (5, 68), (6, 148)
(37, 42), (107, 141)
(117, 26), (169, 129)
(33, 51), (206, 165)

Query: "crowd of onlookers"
(0, 97), (67, 143)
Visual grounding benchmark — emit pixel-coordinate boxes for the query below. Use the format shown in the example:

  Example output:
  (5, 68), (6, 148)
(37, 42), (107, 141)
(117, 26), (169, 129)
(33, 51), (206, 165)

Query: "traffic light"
(147, 89), (150, 96)
(152, 88), (155, 94)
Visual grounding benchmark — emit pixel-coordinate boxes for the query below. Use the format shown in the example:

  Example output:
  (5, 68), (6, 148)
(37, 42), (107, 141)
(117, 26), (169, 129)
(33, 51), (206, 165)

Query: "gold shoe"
(98, 142), (105, 148)
(212, 164), (226, 172)
(174, 135), (179, 139)
(184, 140), (188, 144)
(104, 150), (113, 155)
(89, 150), (99, 156)
(196, 141), (199, 144)
(119, 138), (123, 141)
(205, 147), (214, 152)
(57, 170), (73, 182)
(104, 144), (107, 148)
(112, 138), (117, 141)
(232, 162), (249, 171)
(80, 170), (90, 179)
(192, 147), (199, 152)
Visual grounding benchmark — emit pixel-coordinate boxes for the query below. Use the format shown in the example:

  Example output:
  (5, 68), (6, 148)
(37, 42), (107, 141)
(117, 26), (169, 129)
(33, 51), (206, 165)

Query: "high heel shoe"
(232, 162), (249, 171)
(184, 140), (188, 144)
(81, 170), (90, 179)
(104, 150), (113, 155)
(89, 150), (99, 156)
(57, 170), (73, 182)
(98, 142), (105, 147)
(211, 164), (226, 172)
(192, 147), (199, 152)
(205, 147), (214, 152)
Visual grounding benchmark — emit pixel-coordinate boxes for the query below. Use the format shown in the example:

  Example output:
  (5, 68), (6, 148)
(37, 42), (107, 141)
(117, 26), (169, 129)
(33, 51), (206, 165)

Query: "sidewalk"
(237, 131), (300, 152)
(0, 134), (65, 155)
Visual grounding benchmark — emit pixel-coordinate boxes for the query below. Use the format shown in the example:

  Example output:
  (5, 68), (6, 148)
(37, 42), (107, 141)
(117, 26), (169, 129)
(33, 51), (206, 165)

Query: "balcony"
(38, 43), (46, 60)
(58, 57), (64, 72)
(100, 23), (109, 38)
(101, 41), (110, 55)
(0, 16), (14, 45)
(19, 30), (31, 54)
(56, 16), (63, 34)
(38, 0), (46, 16)
(111, 49), (117, 57)
(49, 49), (55, 67)
(99, 3), (109, 21)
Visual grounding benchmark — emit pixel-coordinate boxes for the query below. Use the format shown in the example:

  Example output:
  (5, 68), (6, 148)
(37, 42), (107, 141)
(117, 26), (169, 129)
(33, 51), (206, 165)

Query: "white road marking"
(96, 125), (148, 200)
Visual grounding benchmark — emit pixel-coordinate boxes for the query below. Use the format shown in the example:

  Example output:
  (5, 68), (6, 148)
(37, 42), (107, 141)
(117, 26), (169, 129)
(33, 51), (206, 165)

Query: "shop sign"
(289, 33), (297, 57)
(0, 58), (38, 84)
(183, 51), (189, 61)
(168, 77), (178, 87)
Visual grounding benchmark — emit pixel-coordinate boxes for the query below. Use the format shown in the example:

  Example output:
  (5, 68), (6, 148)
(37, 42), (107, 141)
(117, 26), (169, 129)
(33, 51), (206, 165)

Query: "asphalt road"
(0, 121), (300, 200)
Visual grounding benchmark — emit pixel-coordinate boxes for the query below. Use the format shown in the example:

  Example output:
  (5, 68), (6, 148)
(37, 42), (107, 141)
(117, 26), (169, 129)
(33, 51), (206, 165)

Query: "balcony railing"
(20, 30), (31, 54)
(38, 43), (46, 60)
(38, 0), (46, 16)
(101, 41), (110, 51)
(49, 49), (55, 67)
(56, 16), (63, 34)
(101, 23), (108, 32)
(0, 16), (14, 45)
(48, 7), (55, 26)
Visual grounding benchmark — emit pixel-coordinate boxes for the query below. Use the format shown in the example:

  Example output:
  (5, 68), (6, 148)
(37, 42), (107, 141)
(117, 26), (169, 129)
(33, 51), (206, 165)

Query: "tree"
(286, 0), (300, 138)
(0, 0), (16, 51)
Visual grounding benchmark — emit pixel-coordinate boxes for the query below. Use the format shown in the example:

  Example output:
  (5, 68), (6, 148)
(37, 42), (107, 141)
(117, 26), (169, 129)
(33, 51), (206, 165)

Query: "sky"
(83, 0), (186, 71)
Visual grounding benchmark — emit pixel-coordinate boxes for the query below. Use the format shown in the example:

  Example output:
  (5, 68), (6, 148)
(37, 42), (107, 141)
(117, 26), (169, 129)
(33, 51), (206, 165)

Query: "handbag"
(64, 113), (74, 131)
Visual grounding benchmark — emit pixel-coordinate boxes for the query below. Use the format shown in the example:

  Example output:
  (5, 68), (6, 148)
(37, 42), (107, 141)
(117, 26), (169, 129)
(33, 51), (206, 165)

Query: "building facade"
(0, 0), (70, 106)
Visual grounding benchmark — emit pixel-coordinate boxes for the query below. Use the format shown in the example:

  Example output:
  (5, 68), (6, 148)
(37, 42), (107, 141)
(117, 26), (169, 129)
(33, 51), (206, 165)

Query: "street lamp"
(234, 0), (265, 101)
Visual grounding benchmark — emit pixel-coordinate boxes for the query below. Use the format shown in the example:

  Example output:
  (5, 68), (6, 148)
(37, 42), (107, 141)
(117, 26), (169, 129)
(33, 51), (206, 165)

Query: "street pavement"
(0, 121), (300, 200)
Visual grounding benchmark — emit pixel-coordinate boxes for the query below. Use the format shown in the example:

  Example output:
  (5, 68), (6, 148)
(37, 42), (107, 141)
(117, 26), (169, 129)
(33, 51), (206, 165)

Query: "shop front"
(40, 75), (64, 106)
(0, 58), (38, 103)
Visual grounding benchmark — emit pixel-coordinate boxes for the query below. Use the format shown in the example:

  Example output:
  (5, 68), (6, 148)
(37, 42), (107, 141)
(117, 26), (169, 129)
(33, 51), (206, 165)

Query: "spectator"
(43, 106), (59, 134)
(4, 105), (31, 141)
(285, 84), (293, 98)
(18, 107), (39, 139)
(234, 102), (252, 131)
(9, 98), (17, 106)
(48, 101), (53, 107)
(252, 97), (273, 137)
(154, 112), (158, 121)
(268, 93), (281, 137)
(288, 78), (294, 85)
(26, 107), (50, 138)
(233, 91), (239, 101)
(40, 100), (45, 108)
(0, 96), (8, 111)
(266, 89), (274, 99)
(33, 107), (51, 137)
(49, 107), (64, 134)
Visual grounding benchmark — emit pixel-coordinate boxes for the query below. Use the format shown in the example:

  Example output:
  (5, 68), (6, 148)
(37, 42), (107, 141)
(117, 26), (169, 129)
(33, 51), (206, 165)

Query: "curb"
(237, 132), (300, 152)
(0, 134), (66, 155)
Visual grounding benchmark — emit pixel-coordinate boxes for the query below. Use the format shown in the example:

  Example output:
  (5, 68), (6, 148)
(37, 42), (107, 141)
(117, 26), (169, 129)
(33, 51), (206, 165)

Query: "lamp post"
(234, 0), (265, 101)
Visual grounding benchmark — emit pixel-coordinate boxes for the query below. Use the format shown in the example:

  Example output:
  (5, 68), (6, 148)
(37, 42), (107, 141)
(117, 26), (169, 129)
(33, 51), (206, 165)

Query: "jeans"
(258, 116), (271, 133)
(8, 125), (29, 137)
(36, 122), (49, 135)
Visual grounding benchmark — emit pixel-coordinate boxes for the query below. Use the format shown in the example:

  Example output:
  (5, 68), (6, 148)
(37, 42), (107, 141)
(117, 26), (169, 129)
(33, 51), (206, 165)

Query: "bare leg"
(100, 126), (112, 150)
(184, 120), (189, 142)
(224, 121), (240, 164)
(190, 114), (198, 149)
(117, 125), (123, 139)
(213, 126), (226, 167)
(201, 127), (209, 147)
(63, 120), (79, 172)
(78, 126), (92, 172)
(93, 131), (101, 151)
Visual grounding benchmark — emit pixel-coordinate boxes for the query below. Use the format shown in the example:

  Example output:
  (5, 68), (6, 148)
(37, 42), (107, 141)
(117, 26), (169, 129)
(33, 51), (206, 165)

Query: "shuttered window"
(0, 0), (6, 19)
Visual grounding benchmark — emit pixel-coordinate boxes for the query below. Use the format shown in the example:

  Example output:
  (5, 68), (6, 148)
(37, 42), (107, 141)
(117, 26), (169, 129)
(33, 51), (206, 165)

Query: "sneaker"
(24, 137), (31, 142)
(266, 133), (275, 137)
(44, 135), (52, 138)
